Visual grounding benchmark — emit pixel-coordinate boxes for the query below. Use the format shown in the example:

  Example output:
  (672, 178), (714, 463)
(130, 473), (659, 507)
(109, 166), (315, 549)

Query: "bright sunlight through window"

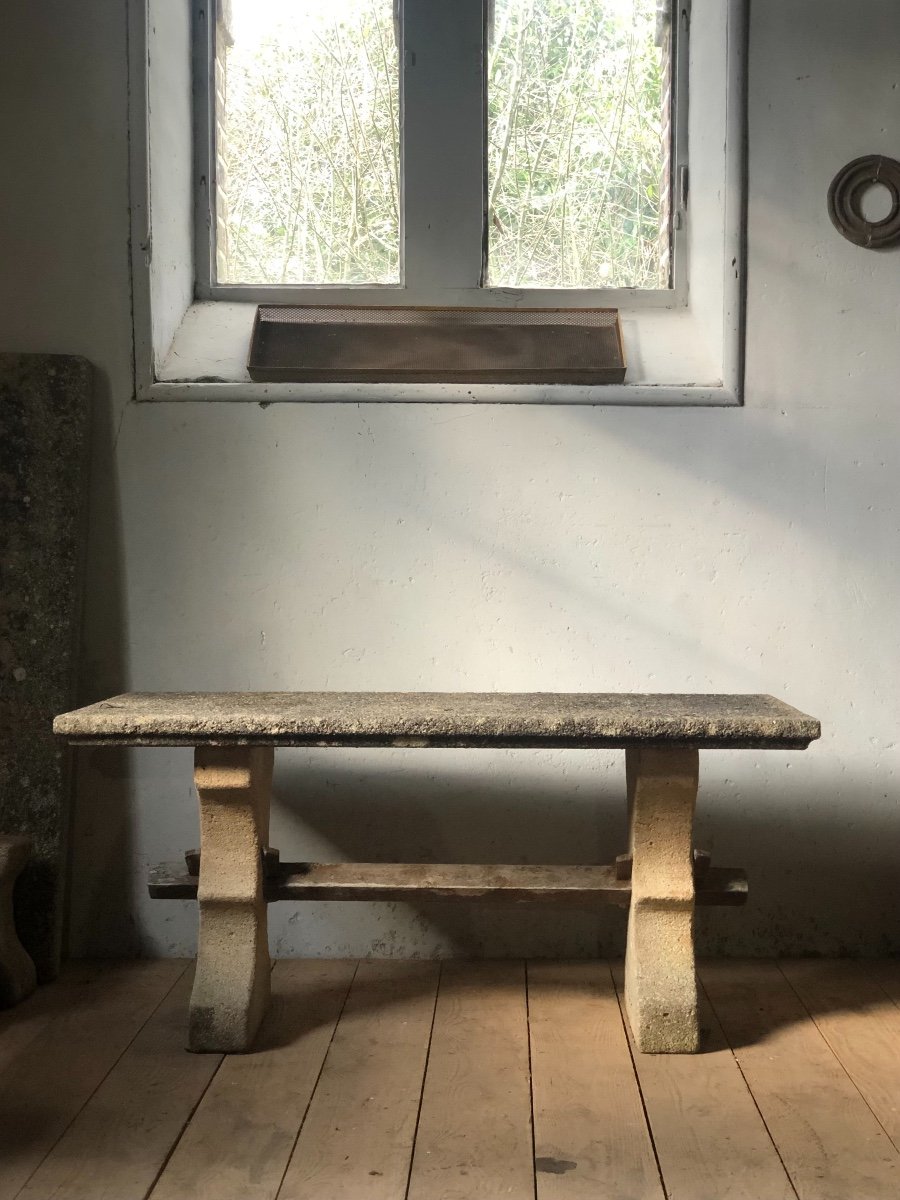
(216, 0), (401, 286)
(212, 0), (673, 291)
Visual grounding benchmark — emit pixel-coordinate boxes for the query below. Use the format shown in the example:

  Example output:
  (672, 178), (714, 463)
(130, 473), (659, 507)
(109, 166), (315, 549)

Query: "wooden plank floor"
(3, 959), (900, 1200)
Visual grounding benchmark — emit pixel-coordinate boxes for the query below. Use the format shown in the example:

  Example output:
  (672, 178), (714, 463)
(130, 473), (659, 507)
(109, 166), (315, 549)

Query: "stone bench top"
(54, 692), (820, 750)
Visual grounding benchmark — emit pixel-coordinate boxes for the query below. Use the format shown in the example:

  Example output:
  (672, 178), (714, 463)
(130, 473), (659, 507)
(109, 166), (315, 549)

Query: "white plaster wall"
(2, 2), (898, 957)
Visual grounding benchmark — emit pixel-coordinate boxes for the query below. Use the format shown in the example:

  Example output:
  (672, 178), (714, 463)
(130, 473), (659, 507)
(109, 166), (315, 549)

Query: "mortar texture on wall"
(1, 1), (898, 957)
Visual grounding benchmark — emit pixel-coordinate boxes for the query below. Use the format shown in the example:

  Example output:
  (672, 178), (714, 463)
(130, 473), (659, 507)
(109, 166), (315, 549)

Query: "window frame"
(128, 0), (746, 404)
(193, 0), (690, 310)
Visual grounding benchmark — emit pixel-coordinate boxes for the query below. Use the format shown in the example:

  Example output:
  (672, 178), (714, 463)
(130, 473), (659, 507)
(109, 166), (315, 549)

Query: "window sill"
(141, 379), (738, 406)
(142, 300), (739, 406)
(133, 0), (746, 410)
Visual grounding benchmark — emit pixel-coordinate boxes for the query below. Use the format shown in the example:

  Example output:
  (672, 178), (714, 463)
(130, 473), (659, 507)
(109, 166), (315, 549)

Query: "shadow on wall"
(64, 387), (900, 958)
(65, 388), (900, 958)
(395, 400), (899, 672)
(268, 752), (900, 959)
(64, 371), (132, 959)
(271, 395), (899, 700)
(269, 748), (623, 960)
(565, 401), (898, 581)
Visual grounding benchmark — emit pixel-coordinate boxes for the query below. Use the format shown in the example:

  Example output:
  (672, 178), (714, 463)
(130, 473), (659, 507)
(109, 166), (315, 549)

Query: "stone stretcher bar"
(54, 692), (820, 1055)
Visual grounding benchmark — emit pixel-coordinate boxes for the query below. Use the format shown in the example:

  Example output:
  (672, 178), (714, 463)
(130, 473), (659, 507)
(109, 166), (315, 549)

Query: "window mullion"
(401, 0), (486, 294)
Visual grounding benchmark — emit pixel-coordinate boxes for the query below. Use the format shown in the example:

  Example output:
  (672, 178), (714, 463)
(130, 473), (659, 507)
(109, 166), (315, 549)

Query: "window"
(199, 0), (685, 304)
(133, 0), (745, 401)
(210, 0), (402, 289)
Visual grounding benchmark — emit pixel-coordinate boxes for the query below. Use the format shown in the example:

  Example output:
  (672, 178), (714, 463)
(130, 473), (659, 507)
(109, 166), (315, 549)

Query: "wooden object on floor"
(278, 960), (440, 1200)
(529, 960), (664, 1200)
(408, 961), (534, 1200)
(0, 835), (37, 1007)
(701, 960), (900, 1200)
(54, 690), (820, 1054)
(151, 959), (356, 1200)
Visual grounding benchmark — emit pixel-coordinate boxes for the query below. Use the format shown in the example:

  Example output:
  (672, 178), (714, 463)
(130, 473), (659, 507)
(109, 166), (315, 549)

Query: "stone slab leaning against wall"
(0, 354), (91, 982)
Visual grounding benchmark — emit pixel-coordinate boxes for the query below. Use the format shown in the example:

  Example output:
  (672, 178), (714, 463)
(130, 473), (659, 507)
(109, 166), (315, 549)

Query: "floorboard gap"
(775, 961), (900, 1156)
(401, 961), (442, 1200)
(523, 960), (540, 1200)
(271, 959), (361, 1200)
(696, 971), (800, 1200)
(610, 960), (670, 1200)
(14, 961), (190, 1200)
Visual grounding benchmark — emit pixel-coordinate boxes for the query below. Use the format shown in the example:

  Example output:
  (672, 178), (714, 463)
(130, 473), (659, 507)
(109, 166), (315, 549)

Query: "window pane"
(487, 0), (671, 289)
(214, 0), (400, 285)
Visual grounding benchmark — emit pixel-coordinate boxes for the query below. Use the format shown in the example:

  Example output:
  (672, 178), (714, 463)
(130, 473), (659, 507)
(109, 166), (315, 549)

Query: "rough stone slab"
(54, 692), (820, 750)
(1, 354), (91, 980)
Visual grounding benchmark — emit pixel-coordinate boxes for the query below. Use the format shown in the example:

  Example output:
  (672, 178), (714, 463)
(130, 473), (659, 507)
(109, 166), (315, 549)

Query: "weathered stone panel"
(0, 353), (91, 980)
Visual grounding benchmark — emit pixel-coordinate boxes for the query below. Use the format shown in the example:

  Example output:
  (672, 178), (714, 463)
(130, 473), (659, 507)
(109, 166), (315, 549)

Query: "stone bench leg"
(624, 747), (699, 1053)
(189, 746), (273, 1052)
(0, 836), (37, 1008)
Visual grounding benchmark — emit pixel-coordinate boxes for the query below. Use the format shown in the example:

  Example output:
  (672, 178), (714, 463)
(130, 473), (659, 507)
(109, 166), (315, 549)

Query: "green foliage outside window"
(216, 0), (668, 289)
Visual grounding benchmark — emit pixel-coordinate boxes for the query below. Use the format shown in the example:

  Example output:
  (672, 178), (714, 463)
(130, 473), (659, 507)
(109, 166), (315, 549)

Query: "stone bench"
(54, 692), (820, 1054)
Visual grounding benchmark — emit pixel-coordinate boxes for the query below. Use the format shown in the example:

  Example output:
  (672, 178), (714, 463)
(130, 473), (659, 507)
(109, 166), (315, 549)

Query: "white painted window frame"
(129, 0), (746, 405)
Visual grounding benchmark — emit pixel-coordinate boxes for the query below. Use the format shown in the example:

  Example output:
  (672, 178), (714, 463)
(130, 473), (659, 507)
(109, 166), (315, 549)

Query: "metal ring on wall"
(827, 155), (900, 249)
